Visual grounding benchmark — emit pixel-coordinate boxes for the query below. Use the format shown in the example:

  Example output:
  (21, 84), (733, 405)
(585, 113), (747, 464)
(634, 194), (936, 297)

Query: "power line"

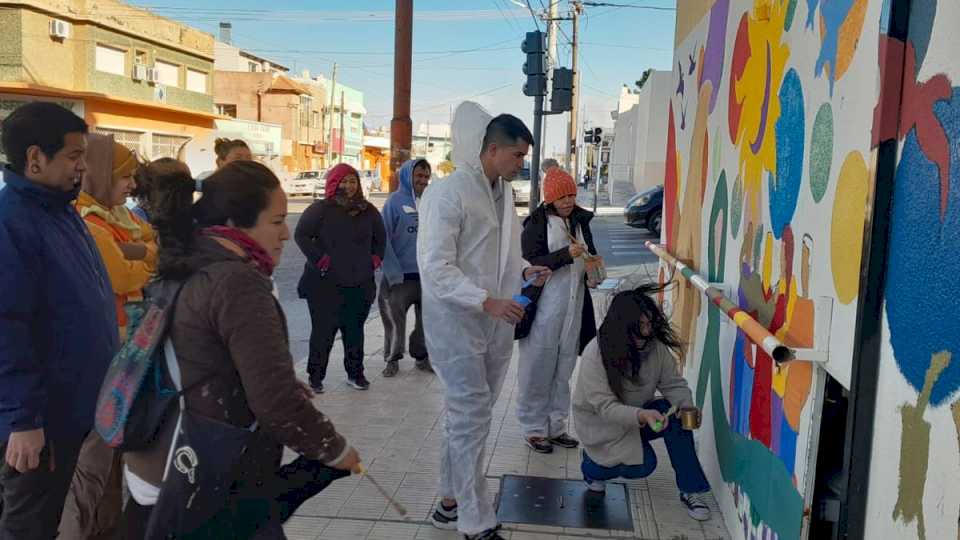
(579, 1), (675, 11)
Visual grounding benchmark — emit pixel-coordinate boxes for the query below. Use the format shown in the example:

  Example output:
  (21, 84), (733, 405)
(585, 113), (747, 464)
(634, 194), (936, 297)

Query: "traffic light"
(550, 67), (574, 112)
(522, 31), (547, 97)
(583, 127), (602, 144)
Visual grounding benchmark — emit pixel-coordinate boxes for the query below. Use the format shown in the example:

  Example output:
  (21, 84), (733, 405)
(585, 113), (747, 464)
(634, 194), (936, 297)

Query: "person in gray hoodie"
(379, 158), (433, 377)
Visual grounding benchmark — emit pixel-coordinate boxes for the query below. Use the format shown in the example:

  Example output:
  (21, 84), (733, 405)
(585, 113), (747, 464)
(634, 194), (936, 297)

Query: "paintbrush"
(651, 405), (679, 432)
(357, 463), (408, 516)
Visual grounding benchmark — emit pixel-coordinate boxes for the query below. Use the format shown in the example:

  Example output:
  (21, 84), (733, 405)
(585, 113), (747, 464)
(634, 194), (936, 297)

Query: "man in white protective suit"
(418, 103), (550, 540)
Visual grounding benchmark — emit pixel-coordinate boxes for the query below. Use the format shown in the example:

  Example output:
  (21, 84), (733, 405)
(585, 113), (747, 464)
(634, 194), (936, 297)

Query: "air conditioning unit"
(132, 64), (149, 81)
(48, 19), (71, 40)
(146, 67), (161, 84)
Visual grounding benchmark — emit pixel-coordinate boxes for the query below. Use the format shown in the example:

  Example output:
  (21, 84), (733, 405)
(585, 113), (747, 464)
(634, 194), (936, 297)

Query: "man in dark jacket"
(379, 158), (432, 377)
(0, 102), (118, 538)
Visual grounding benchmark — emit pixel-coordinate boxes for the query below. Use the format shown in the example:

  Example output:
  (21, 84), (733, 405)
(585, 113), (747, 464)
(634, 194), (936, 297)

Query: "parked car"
(512, 167), (531, 206)
(624, 185), (663, 235)
(287, 170), (324, 197)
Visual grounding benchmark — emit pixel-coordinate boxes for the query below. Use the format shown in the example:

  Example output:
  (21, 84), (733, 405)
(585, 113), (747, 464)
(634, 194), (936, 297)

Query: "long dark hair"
(133, 158), (193, 219)
(154, 160), (281, 280)
(214, 138), (250, 162)
(598, 283), (684, 401)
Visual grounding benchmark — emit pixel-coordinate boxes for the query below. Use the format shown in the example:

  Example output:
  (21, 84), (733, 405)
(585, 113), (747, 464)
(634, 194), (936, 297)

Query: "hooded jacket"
(0, 168), (118, 442)
(381, 158), (429, 286)
(296, 164), (386, 292)
(75, 134), (157, 338)
(417, 101), (528, 364)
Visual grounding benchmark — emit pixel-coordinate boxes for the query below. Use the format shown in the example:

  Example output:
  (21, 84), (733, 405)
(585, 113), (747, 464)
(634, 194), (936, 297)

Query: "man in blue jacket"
(0, 102), (118, 538)
(379, 158), (433, 377)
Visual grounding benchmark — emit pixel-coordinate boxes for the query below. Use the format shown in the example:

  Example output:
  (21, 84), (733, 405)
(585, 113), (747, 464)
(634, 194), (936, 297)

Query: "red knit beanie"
(543, 167), (577, 204)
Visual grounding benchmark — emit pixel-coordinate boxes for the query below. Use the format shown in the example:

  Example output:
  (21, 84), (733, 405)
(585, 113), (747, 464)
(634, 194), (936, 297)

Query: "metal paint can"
(679, 407), (702, 430)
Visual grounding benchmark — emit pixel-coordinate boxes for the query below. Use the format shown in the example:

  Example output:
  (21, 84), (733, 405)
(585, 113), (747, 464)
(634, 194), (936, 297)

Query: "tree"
(635, 68), (653, 91)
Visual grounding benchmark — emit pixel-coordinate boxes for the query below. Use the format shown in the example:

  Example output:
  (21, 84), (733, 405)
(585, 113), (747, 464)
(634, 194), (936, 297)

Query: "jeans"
(580, 399), (710, 494)
(377, 278), (427, 362)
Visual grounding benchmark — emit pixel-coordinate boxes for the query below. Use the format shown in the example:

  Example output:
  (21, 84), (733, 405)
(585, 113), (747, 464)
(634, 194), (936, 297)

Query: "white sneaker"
(680, 492), (710, 521)
(430, 501), (458, 530)
(585, 479), (606, 493)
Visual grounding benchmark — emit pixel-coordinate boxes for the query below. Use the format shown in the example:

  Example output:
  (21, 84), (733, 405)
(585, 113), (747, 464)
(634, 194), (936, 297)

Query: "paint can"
(679, 407), (702, 430)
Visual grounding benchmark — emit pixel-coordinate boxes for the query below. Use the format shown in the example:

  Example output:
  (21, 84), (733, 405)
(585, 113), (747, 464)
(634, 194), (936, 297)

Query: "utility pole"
(325, 62), (338, 168)
(390, 0), (413, 193)
(544, 0), (559, 148)
(566, 1), (581, 174)
(339, 91), (345, 162)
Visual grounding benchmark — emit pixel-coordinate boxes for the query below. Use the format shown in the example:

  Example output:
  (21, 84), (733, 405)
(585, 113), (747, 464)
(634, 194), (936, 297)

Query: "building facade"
(0, 0), (217, 162)
(608, 71), (672, 201)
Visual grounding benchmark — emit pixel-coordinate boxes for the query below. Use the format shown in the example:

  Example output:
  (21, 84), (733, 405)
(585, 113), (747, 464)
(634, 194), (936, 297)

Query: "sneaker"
(585, 479), (607, 493)
(465, 526), (505, 540)
(548, 433), (580, 449)
(430, 501), (458, 530)
(382, 360), (400, 378)
(310, 382), (324, 394)
(525, 436), (553, 454)
(414, 358), (434, 373)
(347, 376), (370, 390)
(680, 491), (711, 521)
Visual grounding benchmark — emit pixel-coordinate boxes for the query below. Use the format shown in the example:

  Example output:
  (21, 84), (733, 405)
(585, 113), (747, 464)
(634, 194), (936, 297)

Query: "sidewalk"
(282, 297), (730, 540)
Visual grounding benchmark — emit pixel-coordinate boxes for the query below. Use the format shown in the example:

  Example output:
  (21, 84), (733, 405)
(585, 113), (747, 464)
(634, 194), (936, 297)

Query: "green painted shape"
(753, 223), (765, 270)
(731, 174), (744, 239)
(809, 103), (834, 203)
(784, 0), (799, 31)
(709, 171), (729, 283)
(712, 127), (722, 181)
(696, 307), (805, 540)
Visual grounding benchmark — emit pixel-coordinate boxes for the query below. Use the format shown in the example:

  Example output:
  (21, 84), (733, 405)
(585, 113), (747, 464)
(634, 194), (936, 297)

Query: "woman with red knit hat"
(295, 163), (386, 392)
(516, 167), (599, 454)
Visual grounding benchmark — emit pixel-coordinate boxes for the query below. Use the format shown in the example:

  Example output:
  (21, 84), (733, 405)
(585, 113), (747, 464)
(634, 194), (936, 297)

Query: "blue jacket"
(381, 159), (428, 286)
(0, 169), (118, 441)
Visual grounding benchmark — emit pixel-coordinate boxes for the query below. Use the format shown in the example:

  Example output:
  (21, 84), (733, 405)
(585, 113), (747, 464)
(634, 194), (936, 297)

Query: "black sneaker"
(310, 382), (324, 394)
(414, 358), (434, 373)
(430, 501), (457, 530)
(548, 433), (579, 449)
(465, 526), (505, 540)
(680, 491), (711, 521)
(347, 376), (370, 390)
(382, 360), (400, 378)
(525, 436), (553, 454)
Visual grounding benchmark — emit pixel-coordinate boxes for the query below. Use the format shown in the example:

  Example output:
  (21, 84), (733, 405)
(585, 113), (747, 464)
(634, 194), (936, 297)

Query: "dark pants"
(581, 399), (710, 494)
(59, 431), (124, 539)
(377, 278), (427, 363)
(306, 280), (375, 383)
(0, 430), (87, 539)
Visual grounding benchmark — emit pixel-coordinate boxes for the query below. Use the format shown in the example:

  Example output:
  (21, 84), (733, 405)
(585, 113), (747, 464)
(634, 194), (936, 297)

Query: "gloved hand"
(372, 255), (382, 270)
(316, 255), (331, 274)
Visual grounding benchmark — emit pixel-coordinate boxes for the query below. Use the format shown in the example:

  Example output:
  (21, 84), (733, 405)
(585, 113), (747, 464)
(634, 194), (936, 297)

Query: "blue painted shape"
(805, 0), (820, 29)
(908, 0), (938, 77)
(779, 414), (798, 476)
(885, 87), (960, 406)
(770, 69), (805, 239)
(811, 0), (856, 95)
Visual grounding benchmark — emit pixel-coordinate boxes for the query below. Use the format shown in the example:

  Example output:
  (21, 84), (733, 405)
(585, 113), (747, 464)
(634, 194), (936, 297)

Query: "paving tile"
(317, 518), (375, 540)
(282, 516), (327, 540)
(367, 521), (421, 540)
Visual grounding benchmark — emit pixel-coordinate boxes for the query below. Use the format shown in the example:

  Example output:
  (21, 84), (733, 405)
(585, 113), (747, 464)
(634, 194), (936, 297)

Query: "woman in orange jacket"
(59, 134), (157, 540)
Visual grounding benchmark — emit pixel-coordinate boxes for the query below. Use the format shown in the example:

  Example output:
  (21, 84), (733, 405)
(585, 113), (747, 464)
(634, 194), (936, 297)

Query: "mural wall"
(866, 1), (960, 538)
(665, 0), (884, 538)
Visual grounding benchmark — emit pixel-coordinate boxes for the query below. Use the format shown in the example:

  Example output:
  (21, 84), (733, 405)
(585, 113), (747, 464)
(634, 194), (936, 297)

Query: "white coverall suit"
(417, 102), (527, 535)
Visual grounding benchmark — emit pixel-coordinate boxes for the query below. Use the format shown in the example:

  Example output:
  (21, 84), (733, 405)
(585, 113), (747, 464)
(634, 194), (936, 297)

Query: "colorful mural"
(665, 0), (885, 538)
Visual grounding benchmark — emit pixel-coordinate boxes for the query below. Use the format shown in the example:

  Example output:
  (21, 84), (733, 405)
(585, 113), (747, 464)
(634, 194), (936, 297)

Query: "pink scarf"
(201, 226), (275, 276)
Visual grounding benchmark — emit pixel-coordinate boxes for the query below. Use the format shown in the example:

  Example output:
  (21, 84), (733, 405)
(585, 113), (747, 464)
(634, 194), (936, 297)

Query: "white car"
(287, 170), (324, 197)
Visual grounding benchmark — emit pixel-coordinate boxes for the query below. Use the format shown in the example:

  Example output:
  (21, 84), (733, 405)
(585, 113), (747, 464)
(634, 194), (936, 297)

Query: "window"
(134, 50), (147, 66)
(96, 128), (143, 156)
(95, 45), (126, 75)
(155, 60), (179, 87)
(248, 61), (260, 72)
(216, 104), (238, 118)
(299, 95), (312, 128)
(152, 134), (190, 160)
(311, 110), (320, 129)
(186, 69), (207, 93)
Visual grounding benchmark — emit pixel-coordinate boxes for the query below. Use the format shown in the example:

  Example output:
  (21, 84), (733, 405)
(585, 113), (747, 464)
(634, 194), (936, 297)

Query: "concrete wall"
(865, 1), (960, 538)
(609, 71), (672, 202)
(664, 0), (885, 538)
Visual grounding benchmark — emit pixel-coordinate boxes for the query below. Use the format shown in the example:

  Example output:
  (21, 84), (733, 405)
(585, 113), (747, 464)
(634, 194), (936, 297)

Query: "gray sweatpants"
(377, 278), (428, 362)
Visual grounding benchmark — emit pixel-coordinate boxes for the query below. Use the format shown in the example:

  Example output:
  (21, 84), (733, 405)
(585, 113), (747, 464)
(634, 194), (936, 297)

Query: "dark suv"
(624, 185), (663, 235)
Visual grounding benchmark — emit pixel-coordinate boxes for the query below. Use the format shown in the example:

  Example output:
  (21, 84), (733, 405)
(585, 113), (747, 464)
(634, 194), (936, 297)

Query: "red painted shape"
(871, 36), (905, 147)
(899, 40), (953, 218)
(665, 102), (679, 250)
(750, 348), (773, 448)
(728, 13), (750, 145)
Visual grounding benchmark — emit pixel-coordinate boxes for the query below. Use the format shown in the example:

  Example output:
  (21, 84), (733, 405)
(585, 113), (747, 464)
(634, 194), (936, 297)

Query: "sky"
(128, 0), (676, 159)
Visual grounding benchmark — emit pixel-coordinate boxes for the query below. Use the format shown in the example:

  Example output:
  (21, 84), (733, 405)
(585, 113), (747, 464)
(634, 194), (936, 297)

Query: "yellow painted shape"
(836, 0), (869, 80)
(831, 151), (869, 304)
(733, 2), (791, 217)
(733, 311), (752, 326)
(762, 231), (774, 292)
